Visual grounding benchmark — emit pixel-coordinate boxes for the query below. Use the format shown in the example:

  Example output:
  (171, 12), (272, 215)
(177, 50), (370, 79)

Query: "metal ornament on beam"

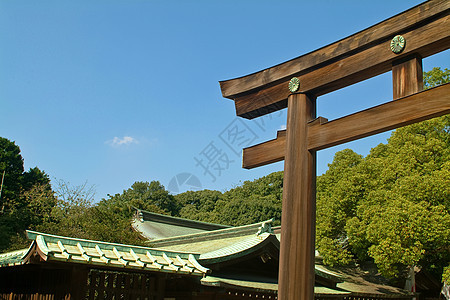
(288, 77), (301, 93)
(390, 35), (406, 54)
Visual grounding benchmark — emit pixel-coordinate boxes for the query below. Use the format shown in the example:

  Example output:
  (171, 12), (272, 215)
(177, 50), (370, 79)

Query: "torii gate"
(219, 1), (450, 299)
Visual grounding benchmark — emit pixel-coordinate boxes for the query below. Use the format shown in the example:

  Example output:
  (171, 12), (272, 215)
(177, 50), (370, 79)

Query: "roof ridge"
(20, 231), (210, 276)
(199, 233), (274, 262)
(134, 208), (231, 230)
(149, 219), (274, 248)
(0, 248), (29, 267)
(0, 248), (28, 258)
(25, 230), (196, 257)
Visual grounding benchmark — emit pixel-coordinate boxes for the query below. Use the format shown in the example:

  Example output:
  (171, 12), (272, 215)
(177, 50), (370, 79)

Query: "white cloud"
(107, 136), (139, 147)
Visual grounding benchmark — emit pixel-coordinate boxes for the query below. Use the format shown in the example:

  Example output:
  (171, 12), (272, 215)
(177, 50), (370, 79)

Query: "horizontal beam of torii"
(218, 1), (450, 300)
(220, 0), (450, 119)
(243, 83), (450, 169)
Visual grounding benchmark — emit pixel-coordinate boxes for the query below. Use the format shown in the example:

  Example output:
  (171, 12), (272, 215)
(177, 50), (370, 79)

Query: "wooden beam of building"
(220, 0), (448, 99)
(242, 83), (450, 169)
(220, 7), (450, 119)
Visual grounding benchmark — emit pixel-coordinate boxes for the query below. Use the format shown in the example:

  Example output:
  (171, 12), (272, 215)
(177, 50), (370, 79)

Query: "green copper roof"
(149, 219), (274, 249)
(0, 230), (209, 276)
(0, 248), (28, 267)
(149, 219), (278, 265)
(199, 233), (278, 264)
(201, 266), (413, 298)
(201, 276), (350, 295)
(133, 209), (230, 240)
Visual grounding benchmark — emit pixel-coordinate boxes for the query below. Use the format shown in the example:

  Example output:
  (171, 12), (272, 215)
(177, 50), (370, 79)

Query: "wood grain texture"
(220, 0), (449, 99)
(392, 55), (423, 99)
(242, 134), (285, 169)
(242, 83), (450, 168)
(279, 93), (316, 300)
(233, 14), (449, 119)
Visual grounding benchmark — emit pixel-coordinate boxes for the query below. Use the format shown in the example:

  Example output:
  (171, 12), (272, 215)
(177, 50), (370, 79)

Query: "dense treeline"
(0, 137), (51, 251)
(315, 67), (449, 282)
(0, 68), (448, 283)
(177, 171), (283, 226)
(316, 115), (449, 280)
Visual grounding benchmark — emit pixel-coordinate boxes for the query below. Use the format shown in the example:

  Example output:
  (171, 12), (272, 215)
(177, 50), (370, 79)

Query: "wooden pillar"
(279, 93), (316, 300)
(392, 54), (423, 99)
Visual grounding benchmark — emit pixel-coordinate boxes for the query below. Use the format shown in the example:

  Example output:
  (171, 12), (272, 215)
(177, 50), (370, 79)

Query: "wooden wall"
(0, 265), (165, 300)
(0, 265), (71, 300)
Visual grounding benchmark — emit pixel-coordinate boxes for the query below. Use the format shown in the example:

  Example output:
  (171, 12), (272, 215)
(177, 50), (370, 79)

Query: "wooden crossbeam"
(219, 1), (450, 119)
(220, 0), (448, 99)
(242, 83), (450, 169)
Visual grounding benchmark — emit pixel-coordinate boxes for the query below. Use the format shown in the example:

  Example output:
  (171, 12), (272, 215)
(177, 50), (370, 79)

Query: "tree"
(213, 171), (283, 226)
(15, 180), (145, 246)
(0, 137), (51, 251)
(22, 167), (52, 191)
(34, 180), (95, 239)
(316, 149), (363, 266)
(102, 181), (179, 218)
(315, 67), (450, 283)
(176, 189), (222, 223)
(347, 115), (449, 278)
(174, 172), (284, 226)
(65, 180), (179, 244)
(423, 67), (449, 88)
(0, 138), (24, 212)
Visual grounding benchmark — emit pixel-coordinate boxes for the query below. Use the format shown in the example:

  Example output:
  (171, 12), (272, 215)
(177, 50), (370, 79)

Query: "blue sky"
(1, 1), (448, 200)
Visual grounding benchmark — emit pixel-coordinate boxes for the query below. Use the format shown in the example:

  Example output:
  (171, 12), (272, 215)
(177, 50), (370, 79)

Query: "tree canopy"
(316, 116), (449, 279)
(175, 171), (283, 226)
(316, 67), (450, 282)
(0, 137), (51, 251)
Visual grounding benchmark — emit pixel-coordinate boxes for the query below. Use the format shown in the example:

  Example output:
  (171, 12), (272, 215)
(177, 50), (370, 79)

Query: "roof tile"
(0, 230), (211, 277)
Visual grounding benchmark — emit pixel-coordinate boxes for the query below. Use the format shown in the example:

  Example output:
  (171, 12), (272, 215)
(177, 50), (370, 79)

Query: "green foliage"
(443, 265), (450, 284)
(176, 190), (221, 223)
(24, 180), (145, 246)
(46, 180), (176, 245)
(316, 149), (364, 265)
(213, 194), (281, 226)
(22, 167), (50, 191)
(423, 67), (449, 89)
(315, 68), (450, 282)
(103, 181), (179, 218)
(175, 172), (283, 226)
(317, 115), (450, 280)
(0, 137), (51, 251)
(215, 171), (283, 226)
(34, 180), (95, 239)
(0, 138), (25, 210)
(22, 183), (56, 231)
(83, 204), (145, 245)
(73, 180), (178, 245)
